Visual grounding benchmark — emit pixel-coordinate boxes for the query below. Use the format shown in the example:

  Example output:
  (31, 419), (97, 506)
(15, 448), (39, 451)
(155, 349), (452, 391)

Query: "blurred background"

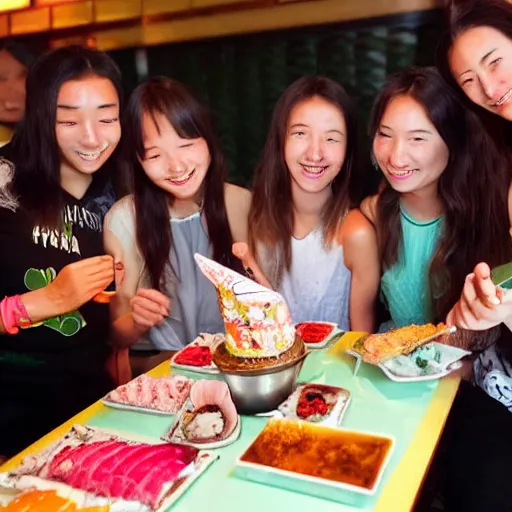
(0, 0), (445, 193)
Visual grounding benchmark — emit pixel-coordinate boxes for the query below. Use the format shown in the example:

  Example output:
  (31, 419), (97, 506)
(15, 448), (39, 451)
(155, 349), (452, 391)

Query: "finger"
(133, 311), (165, 329)
(136, 289), (171, 310)
(87, 268), (115, 288)
(132, 296), (169, 316)
(499, 287), (512, 304)
(448, 304), (468, 331)
(75, 255), (114, 268)
(84, 261), (116, 278)
(473, 263), (500, 305)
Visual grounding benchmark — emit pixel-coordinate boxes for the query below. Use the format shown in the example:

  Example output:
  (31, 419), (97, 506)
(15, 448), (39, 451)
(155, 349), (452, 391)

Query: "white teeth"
(495, 89), (512, 106)
(76, 143), (108, 161)
(389, 169), (415, 176)
(302, 165), (326, 174)
(169, 169), (195, 183)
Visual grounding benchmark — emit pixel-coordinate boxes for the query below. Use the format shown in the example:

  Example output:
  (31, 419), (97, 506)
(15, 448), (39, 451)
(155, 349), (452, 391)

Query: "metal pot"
(219, 351), (310, 415)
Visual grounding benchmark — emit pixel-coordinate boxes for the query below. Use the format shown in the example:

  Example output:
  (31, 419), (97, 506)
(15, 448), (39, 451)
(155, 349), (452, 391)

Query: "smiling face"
(372, 95), (449, 195)
(449, 25), (512, 120)
(284, 95), (347, 197)
(0, 49), (27, 124)
(140, 112), (210, 201)
(56, 74), (120, 181)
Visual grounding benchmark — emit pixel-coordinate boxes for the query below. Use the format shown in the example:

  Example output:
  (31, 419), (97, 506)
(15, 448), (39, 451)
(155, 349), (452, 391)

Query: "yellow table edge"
(0, 332), (461, 511)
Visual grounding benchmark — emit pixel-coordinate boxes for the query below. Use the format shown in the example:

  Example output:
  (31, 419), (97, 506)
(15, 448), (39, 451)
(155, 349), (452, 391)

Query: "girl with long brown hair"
(362, 67), (512, 510)
(249, 76), (380, 333)
(104, 77), (250, 355)
(437, 0), (512, 333)
(362, 66), (511, 339)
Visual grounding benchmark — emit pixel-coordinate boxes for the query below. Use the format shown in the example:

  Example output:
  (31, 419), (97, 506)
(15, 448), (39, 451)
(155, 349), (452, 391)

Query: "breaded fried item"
(353, 323), (448, 364)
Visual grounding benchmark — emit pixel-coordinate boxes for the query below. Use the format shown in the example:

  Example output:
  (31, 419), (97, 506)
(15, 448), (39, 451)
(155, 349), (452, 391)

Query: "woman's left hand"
(447, 262), (512, 331)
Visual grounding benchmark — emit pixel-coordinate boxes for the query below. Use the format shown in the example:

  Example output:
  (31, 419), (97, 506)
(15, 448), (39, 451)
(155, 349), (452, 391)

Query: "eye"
(411, 137), (426, 142)
(291, 130), (305, 136)
(490, 57), (502, 68)
(461, 77), (473, 87)
(145, 154), (160, 161)
(100, 118), (119, 124)
(378, 131), (391, 138)
(56, 121), (76, 126)
(179, 143), (194, 149)
(326, 137), (339, 143)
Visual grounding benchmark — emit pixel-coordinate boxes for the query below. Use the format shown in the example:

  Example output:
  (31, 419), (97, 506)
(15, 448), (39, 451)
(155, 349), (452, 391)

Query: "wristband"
(0, 295), (32, 335)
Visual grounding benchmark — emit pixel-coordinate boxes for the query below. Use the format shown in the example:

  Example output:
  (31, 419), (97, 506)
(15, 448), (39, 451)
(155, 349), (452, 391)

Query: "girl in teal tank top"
(380, 206), (442, 327)
(363, 67), (511, 334)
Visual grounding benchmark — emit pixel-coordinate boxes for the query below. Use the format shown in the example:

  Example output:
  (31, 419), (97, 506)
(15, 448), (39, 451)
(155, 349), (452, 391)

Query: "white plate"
(295, 321), (344, 349)
(163, 414), (242, 450)
(236, 423), (395, 498)
(170, 333), (224, 375)
(101, 398), (177, 416)
(170, 359), (220, 375)
(0, 425), (218, 512)
(377, 360), (464, 383)
(347, 342), (470, 382)
(277, 384), (351, 427)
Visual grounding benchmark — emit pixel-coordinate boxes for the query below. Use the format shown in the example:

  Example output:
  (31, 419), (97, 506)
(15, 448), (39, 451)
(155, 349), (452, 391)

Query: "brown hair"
(438, 0), (512, 144)
(248, 76), (359, 286)
(370, 66), (512, 321)
(121, 77), (243, 290)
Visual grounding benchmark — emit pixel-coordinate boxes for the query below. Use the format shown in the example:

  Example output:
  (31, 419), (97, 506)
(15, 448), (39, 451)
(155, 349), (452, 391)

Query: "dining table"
(0, 331), (461, 511)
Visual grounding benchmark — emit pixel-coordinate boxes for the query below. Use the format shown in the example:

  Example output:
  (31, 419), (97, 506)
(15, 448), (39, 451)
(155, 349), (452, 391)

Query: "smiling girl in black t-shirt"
(0, 45), (123, 458)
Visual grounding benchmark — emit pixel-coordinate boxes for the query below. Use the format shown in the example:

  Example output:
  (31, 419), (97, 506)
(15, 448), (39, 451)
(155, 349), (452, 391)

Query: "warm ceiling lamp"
(35, 0), (82, 5)
(0, 0), (30, 12)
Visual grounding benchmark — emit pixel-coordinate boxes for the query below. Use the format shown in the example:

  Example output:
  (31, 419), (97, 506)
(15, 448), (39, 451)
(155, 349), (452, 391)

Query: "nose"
(304, 136), (324, 163)
(388, 139), (409, 169)
(479, 72), (498, 100)
(80, 121), (100, 149)
(167, 153), (188, 175)
(3, 84), (25, 109)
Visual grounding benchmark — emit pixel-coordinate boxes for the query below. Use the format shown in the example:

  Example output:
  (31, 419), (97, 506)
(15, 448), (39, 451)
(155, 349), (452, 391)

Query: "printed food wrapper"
(194, 253), (295, 358)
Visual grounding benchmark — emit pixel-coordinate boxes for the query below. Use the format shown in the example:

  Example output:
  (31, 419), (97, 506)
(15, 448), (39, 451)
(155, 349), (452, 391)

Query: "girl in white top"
(248, 76), (380, 332)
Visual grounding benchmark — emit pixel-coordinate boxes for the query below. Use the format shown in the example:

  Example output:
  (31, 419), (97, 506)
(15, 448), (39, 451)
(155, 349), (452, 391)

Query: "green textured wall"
(109, 9), (444, 196)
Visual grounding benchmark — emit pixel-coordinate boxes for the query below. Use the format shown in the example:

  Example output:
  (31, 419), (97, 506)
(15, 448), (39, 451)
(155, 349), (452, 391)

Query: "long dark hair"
(370, 66), (512, 320)
(438, 0), (512, 143)
(249, 76), (359, 287)
(122, 77), (241, 291)
(10, 45), (123, 228)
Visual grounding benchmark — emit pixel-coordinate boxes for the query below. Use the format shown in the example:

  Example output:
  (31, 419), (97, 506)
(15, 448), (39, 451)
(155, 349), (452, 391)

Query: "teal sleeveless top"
(380, 205), (443, 328)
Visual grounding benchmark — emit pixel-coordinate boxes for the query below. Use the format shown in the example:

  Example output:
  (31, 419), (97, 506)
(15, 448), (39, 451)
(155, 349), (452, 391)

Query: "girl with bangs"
(248, 76), (380, 333)
(105, 77), (251, 360)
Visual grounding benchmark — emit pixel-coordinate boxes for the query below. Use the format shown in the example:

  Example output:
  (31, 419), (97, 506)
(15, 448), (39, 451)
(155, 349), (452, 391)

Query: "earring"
(370, 153), (380, 171)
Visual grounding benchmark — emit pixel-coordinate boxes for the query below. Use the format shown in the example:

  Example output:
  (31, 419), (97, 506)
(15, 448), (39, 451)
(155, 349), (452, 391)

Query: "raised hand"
(232, 242), (273, 289)
(130, 288), (171, 330)
(46, 255), (115, 315)
(447, 262), (512, 331)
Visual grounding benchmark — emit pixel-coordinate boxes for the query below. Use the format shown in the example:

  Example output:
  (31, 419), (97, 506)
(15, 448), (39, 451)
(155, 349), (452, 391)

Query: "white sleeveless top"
(278, 230), (351, 331)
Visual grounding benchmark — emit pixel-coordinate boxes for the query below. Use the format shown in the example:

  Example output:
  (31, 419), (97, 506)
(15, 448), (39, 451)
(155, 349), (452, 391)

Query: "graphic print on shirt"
(23, 267), (86, 336)
(31, 204), (101, 256)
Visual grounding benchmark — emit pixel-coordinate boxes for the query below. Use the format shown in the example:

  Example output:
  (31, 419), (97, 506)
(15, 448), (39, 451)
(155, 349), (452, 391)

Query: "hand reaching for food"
(232, 242), (273, 289)
(131, 288), (171, 330)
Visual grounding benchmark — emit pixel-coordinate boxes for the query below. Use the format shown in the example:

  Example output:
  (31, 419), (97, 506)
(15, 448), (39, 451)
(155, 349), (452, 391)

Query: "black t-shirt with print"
(0, 185), (112, 398)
